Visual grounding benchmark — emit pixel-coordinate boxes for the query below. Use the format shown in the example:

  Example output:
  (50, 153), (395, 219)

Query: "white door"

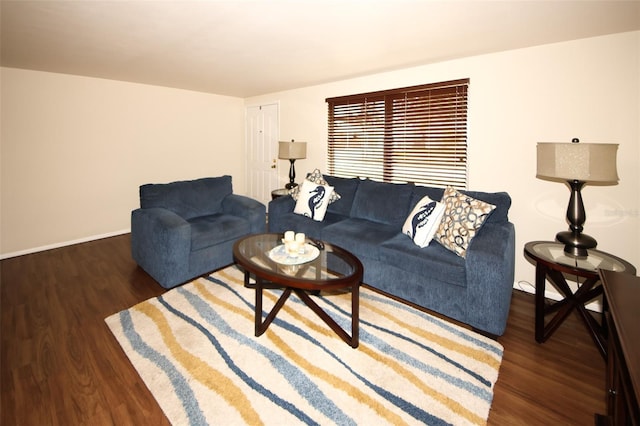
(246, 104), (280, 207)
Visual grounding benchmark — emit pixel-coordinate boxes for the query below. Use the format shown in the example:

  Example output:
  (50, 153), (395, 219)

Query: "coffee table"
(233, 233), (364, 348)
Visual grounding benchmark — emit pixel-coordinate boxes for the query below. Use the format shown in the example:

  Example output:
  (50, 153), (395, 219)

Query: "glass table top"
(234, 233), (361, 283)
(527, 241), (630, 273)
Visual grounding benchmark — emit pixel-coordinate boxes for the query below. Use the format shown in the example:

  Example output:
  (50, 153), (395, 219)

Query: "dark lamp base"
(556, 230), (597, 257)
(285, 182), (298, 190)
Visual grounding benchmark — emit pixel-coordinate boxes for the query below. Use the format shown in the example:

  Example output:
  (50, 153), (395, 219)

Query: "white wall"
(246, 31), (640, 289)
(2, 31), (638, 290)
(1, 68), (245, 257)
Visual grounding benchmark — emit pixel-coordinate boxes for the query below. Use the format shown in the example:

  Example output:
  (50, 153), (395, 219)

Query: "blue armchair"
(131, 175), (266, 288)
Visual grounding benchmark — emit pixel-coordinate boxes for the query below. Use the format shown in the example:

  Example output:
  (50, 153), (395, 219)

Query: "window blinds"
(327, 78), (469, 189)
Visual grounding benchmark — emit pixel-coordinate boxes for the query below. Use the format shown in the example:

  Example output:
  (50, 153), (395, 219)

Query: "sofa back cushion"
(410, 185), (511, 224)
(350, 179), (414, 227)
(324, 175), (360, 216)
(140, 176), (233, 220)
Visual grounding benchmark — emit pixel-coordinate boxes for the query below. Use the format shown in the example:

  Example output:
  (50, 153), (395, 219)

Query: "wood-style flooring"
(1, 234), (606, 425)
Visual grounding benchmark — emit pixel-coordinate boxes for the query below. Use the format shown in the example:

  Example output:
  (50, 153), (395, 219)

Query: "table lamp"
(536, 138), (618, 257)
(278, 139), (307, 189)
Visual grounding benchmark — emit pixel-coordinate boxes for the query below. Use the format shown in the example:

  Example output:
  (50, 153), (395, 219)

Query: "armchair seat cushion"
(189, 214), (251, 251)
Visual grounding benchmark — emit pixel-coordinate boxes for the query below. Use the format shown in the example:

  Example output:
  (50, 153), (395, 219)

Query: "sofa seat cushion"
(322, 218), (398, 261)
(189, 214), (250, 251)
(380, 233), (467, 287)
(270, 211), (348, 241)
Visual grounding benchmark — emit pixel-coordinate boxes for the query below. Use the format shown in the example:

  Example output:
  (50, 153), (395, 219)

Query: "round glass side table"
(523, 241), (636, 357)
(271, 188), (290, 200)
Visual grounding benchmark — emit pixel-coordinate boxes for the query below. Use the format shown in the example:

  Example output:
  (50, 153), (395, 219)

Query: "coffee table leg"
(255, 277), (263, 336)
(255, 278), (292, 337)
(352, 282), (359, 348)
(294, 287), (359, 348)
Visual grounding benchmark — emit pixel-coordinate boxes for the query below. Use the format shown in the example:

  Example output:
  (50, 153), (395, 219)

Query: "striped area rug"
(106, 265), (503, 425)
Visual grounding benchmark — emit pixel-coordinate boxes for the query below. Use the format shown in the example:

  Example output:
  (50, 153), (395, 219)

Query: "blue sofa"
(131, 176), (266, 289)
(268, 176), (515, 336)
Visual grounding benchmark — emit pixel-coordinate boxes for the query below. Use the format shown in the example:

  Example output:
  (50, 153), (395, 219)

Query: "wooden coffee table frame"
(233, 233), (364, 348)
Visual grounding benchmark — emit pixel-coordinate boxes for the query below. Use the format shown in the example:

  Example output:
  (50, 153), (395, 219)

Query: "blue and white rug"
(106, 265), (503, 425)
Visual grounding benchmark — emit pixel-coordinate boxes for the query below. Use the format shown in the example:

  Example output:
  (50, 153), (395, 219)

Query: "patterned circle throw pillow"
(434, 186), (496, 257)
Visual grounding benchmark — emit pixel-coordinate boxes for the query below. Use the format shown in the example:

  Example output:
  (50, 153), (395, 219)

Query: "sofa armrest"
(267, 195), (296, 232)
(131, 207), (191, 288)
(464, 221), (516, 336)
(222, 194), (266, 234)
(268, 195), (295, 215)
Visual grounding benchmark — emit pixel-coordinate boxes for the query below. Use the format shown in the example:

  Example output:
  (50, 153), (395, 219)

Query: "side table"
(271, 188), (290, 200)
(523, 241), (635, 358)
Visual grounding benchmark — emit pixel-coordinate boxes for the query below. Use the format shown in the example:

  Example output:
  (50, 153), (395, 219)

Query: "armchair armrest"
(131, 207), (191, 288)
(464, 221), (516, 336)
(222, 194), (266, 234)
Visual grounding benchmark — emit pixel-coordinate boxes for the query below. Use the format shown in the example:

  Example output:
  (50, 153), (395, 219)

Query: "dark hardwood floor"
(1, 234), (606, 425)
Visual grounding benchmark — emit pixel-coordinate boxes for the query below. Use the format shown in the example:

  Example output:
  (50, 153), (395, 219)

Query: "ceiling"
(2, 1), (639, 98)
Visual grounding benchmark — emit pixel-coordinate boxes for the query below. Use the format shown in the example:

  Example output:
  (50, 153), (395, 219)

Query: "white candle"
(286, 240), (300, 257)
(295, 233), (305, 244)
(284, 231), (295, 242)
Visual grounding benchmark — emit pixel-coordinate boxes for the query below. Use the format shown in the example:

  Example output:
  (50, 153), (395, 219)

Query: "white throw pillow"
(402, 196), (446, 248)
(293, 179), (335, 221)
(288, 168), (341, 204)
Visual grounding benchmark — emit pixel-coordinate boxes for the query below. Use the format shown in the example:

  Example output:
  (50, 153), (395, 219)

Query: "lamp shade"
(278, 141), (307, 160)
(536, 142), (618, 183)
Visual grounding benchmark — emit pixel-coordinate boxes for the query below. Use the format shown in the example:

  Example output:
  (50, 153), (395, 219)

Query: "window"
(326, 78), (469, 189)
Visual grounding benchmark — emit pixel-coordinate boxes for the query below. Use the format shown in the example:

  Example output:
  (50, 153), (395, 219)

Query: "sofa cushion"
(322, 218), (398, 261)
(140, 176), (233, 221)
(270, 211), (347, 241)
(435, 187), (496, 258)
(409, 185), (444, 207)
(350, 179), (414, 227)
(189, 213), (250, 251)
(411, 185), (511, 224)
(289, 169), (341, 204)
(293, 180), (335, 221)
(324, 175), (360, 216)
(402, 196), (446, 248)
(380, 233), (467, 287)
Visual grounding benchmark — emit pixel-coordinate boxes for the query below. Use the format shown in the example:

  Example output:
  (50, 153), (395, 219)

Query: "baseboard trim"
(1, 229), (131, 260)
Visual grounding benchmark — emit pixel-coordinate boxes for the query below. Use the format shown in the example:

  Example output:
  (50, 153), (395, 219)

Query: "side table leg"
(535, 264), (547, 343)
